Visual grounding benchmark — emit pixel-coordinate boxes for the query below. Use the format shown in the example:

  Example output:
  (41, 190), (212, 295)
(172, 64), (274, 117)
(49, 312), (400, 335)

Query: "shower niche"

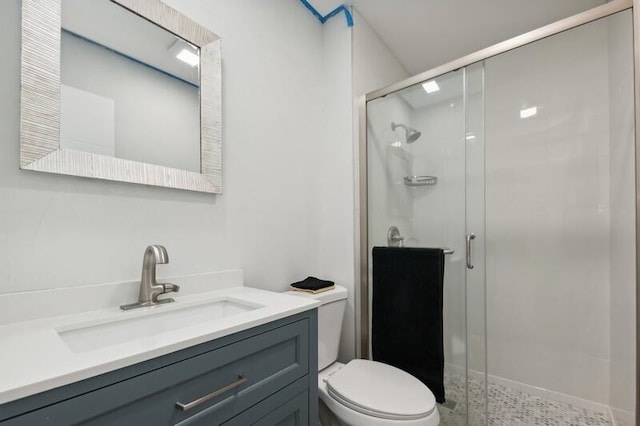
(363, 6), (636, 426)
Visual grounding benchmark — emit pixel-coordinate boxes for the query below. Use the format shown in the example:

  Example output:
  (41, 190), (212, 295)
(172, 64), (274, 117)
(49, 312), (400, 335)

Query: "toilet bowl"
(286, 285), (439, 426)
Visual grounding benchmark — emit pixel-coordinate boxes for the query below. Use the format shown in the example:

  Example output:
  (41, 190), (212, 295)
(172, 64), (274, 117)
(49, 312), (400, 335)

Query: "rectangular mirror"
(21, 0), (222, 193)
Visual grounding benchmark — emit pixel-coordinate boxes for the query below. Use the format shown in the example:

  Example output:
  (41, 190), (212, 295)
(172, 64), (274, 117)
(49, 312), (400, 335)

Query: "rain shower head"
(391, 122), (421, 144)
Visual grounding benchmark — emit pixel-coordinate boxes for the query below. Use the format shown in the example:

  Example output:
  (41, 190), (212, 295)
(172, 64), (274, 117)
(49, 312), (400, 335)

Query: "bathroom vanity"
(0, 283), (319, 425)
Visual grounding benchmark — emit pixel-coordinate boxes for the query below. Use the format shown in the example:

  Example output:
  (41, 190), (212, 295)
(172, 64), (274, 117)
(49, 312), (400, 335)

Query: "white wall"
(352, 9), (409, 97)
(352, 8), (410, 357)
(310, 11), (355, 362)
(0, 0), (340, 300)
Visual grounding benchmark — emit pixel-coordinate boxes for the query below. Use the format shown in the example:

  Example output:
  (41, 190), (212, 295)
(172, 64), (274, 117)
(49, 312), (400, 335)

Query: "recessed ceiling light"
(176, 49), (199, 67)
(422, 80), (440, 94)
(520, 106), (537, 119)
(391, 141), (402, 148)
(465, 133), (476, 140)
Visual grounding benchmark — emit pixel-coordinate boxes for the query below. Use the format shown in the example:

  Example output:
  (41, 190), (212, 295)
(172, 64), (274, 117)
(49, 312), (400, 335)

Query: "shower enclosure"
(359, 2), (637, 425)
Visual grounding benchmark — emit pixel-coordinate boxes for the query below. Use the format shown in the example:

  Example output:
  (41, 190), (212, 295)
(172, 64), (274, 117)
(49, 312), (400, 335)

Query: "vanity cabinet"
(0, 310), (318, 426)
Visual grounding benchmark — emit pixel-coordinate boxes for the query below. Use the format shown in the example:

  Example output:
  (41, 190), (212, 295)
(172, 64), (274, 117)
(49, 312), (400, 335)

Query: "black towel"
(371, 247), (446, 403)
(290, 276), (335, 293)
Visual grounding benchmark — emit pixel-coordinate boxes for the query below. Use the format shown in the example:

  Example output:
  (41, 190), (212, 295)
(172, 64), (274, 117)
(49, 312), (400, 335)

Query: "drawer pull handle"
(176, 374), (247, 411)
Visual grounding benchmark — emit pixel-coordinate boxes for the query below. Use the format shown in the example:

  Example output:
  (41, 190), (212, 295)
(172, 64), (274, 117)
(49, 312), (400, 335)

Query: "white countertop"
(0, 286), (319, 405)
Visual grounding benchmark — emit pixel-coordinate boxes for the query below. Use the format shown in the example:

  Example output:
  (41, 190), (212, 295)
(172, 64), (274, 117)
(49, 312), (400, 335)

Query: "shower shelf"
(404, 175), (437, 186)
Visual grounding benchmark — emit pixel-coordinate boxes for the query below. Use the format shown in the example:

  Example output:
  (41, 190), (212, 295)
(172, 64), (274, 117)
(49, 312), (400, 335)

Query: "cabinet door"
(252, 391), (308, 426)
(218, 382), (309, 426)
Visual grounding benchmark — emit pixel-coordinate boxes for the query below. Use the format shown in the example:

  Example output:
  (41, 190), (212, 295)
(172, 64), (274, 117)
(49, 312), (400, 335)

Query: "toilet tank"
(286, 285), (348, 371)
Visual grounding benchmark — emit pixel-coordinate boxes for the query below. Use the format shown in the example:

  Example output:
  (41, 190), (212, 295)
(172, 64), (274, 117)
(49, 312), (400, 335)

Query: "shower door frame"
(356, 0), (640, 422)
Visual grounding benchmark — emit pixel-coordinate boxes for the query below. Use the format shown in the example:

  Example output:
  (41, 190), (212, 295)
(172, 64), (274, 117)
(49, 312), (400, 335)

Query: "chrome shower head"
(391, 122), (422, 144)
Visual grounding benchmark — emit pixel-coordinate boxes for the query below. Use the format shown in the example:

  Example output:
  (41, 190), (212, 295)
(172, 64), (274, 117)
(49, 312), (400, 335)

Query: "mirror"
(20, 0), (222, 193)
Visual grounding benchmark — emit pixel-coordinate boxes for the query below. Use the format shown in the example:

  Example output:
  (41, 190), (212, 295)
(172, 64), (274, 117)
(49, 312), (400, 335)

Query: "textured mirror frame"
(20, 0), (222, 193)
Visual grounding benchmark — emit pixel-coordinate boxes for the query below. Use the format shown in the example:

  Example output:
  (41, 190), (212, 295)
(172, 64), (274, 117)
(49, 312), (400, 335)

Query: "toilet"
(287, 285), (439, 426)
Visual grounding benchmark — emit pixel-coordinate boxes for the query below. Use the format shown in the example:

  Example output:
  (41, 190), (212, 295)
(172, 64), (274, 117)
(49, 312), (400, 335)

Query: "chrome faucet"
(120, 245), (180, 310)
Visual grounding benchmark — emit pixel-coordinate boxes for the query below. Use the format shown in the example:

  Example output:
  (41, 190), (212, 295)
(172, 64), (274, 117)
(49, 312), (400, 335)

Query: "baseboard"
(610, 406), (619, 426)
(487, 373), (610, 416)
(609, 405), (635, 426)
(444, 363), (610, 417)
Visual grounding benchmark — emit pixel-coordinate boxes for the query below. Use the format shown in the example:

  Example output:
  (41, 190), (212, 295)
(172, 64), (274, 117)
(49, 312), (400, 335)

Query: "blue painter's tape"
(324, 5), (353, 27)
(299, 0), (354, 27)
(299, 0), (325, 22)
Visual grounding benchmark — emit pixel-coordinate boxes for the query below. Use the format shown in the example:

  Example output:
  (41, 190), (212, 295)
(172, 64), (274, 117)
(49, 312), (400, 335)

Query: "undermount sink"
(57, 298), (262, 353)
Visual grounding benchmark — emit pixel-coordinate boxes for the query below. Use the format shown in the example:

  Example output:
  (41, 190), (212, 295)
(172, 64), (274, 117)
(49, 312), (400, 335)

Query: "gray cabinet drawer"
(3, 318), (309, 426)
(221, 378), (309, 426)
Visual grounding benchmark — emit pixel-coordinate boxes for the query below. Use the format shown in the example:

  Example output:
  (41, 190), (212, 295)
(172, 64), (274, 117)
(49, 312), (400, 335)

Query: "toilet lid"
(326, 359), (436, 421)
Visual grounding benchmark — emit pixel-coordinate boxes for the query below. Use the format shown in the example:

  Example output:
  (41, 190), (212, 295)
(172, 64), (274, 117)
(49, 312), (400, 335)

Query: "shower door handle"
(466, 233), (476, 269)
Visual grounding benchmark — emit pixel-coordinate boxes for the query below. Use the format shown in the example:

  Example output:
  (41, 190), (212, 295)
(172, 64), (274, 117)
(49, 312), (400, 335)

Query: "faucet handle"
(163, 283), (180, 294)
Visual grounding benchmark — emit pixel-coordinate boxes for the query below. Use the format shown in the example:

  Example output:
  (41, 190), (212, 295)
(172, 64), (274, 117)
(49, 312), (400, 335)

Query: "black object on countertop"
(371, 246), (446, 403)
(290, 276), (335, 292)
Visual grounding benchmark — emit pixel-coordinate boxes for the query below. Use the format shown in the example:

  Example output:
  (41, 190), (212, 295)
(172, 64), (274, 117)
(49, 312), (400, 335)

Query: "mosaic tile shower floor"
(438, 372), (611, 426)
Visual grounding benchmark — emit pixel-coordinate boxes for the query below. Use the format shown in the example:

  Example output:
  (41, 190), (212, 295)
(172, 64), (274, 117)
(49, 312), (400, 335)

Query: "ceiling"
(312, 0), (606, 74)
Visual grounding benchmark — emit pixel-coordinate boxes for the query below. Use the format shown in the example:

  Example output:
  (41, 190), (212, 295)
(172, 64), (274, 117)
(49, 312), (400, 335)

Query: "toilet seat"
(326, 359), (436, 421)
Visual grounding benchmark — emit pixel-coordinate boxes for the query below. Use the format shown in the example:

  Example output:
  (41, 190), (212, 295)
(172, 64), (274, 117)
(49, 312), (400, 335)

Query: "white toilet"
(287, 285), (439, 426)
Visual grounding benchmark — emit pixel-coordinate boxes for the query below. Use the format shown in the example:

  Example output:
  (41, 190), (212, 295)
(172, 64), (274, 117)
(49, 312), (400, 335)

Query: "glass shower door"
(366, 8), (636, 426)
(366, 65), (487, 425)
(481, 10), (635, 425)
(464, 62), (488, 426)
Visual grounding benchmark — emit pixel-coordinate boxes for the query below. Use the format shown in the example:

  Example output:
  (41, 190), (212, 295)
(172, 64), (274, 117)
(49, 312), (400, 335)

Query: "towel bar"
(385, 226), (455, 254)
